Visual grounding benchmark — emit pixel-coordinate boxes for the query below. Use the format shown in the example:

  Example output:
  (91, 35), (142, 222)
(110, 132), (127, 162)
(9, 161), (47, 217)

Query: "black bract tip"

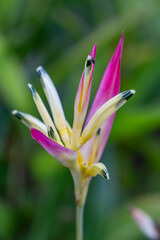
(86, 59), (91, 67)
(123, 91), (134, 101)
(14, 112), (22, 120)
(102, 170), (107, 179)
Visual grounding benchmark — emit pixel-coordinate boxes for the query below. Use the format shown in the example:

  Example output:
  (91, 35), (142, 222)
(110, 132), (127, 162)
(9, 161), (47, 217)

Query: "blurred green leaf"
(30, 149), (63, 182)
(48, 2), (158, 83)
(0, 199), (16, 238)
(0, 35), (32, 111)
(112, 104), (160, 140)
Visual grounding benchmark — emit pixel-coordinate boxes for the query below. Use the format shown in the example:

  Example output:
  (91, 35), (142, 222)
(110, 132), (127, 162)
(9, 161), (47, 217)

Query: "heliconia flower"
(12, 33), (135, 205)
(129, 206), (160, 239)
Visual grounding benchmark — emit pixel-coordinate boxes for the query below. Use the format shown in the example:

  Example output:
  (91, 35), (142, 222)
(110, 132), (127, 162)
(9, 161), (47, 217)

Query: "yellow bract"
(28, 84), (62, 145)
(37, 67), (70, 147)
(77, 90), (135, 148)
(86, 163), (109, 179)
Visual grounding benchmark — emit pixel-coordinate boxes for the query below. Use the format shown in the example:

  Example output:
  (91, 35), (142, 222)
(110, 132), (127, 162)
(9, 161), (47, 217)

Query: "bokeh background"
(0, 0), (160, 239)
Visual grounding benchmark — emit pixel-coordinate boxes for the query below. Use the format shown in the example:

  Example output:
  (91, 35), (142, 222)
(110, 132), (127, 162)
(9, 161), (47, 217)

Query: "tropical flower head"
(12, 33), (135, 205)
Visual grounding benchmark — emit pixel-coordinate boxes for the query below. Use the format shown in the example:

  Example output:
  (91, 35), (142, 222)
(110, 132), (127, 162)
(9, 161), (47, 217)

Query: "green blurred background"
(0, 0), (160, 239)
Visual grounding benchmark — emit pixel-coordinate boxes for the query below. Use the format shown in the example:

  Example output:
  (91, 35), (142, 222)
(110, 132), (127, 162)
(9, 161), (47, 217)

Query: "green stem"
(76, 204), (84, 240)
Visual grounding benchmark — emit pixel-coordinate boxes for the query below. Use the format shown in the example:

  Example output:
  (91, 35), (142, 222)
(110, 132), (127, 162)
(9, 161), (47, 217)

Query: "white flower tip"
(28, 84), (37, 97)
(12, 110), (18, 115)
(87, 55), (91, 61)
(36, 66), (43, 73)
(85, 55), (93, 68)
(12, 110), (22, 120)
(36, 66), (47, 78)
(28, 83), (32, 89)
(131, 89), (136, 94)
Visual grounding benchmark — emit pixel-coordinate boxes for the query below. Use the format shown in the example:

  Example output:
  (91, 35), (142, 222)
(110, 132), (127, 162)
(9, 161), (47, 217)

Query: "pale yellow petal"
(86, 162), (109, 179)
(36, 66), (70, 147)
(78, 90), (135, 148)
(28, 84), (62, 145)
(12, 110), (48, 136)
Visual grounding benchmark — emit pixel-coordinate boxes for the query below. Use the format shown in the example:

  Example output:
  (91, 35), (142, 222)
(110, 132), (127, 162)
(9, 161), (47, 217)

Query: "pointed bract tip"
(12, 110), (22, 120)
(131, 89), (136, 94)
(102, 169), (110, 180)
(28, 83), (32, 89)
(28, 83), (37, 96)
(12, 110), (18, 115)
(122, 89), (136, 101)
(90, 43), (97, 59)
(121, 31), (124, 42)
(93, 43), (97, 49)
(112, 33), (124, 60)
(36, 66), (43, 71)
(36, 66), (46, 77)
(116, 32), (124, 58)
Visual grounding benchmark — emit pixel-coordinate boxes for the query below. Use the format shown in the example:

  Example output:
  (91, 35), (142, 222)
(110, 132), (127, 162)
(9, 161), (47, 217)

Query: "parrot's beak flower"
(129, 206), (160, 240)
(12, 33), (135, 206)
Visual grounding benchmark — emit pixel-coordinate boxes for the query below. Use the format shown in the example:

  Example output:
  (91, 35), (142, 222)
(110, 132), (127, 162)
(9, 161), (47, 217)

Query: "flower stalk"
(76, 204), (84, 240)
